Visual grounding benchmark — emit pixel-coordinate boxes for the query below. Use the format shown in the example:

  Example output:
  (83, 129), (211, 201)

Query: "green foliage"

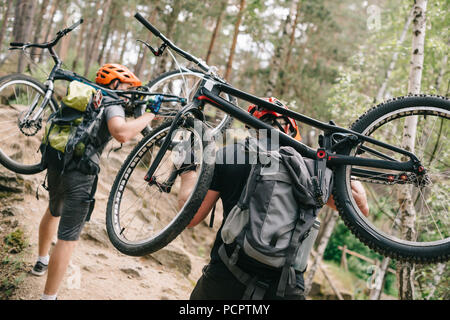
(323, 220), (398, 297)
(4, 228), (27, 254)
(0, 227), (28, 300)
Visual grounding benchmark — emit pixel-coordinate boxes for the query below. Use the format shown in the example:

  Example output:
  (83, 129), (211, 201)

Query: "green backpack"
(40, 81), (109, 175)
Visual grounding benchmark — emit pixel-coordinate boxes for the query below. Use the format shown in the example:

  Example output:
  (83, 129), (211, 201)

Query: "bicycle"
(105, 13), (449, 264)
(0, 19), (229, 175)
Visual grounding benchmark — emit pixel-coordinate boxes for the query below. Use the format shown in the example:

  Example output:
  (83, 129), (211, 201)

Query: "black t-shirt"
(209, 142), (252, 264)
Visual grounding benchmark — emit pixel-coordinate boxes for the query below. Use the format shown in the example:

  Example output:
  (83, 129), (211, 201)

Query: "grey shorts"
(47, 169), (97, 241)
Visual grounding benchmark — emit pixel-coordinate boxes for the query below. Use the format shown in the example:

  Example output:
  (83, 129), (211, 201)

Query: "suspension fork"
(143, 103), (202, 183)
(24, 81), (54, 123)
(22, 54), (60, 123)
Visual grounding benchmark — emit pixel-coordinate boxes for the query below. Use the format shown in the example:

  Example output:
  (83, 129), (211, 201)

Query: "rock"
(94, 253), (109, 260)
(80, 220), (111, 248)
(148, 246), (192, 277)
(0, 169), (25, 194)
(82, 264), (102, 273)
(1, 206), (24, 217)
(308, 282), (322, 297)
(120, 267), (141, 278)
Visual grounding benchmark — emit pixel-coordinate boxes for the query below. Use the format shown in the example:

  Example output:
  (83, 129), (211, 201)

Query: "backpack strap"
(85, 174), (99, 222)
(276, 213), (316, 297)
(218, 244), (270, 300)
(237, 164), (261, 209)
(209, 203), (216, 228)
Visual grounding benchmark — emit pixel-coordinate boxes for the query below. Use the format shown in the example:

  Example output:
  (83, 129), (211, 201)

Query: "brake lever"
(137, 39), (167, 57)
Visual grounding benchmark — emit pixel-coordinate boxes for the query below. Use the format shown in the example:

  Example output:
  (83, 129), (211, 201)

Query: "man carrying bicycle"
(184, 100), (369, 300)
(31, 64), (155, 300)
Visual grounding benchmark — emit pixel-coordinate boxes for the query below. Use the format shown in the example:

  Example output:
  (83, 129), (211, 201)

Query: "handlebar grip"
(10, 42), (25, 47)
(134, 13), (161, 37)
(67, 18), (83, 32)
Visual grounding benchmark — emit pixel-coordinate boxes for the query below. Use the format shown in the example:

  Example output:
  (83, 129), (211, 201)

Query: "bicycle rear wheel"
(142, 69), (233, 135)
(0, 74), (58, 174)
(106, 117), (215, 256)
(333, 95), (450, 263)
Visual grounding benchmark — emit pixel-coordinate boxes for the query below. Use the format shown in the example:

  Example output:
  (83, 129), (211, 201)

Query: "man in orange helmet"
(185, 98), (369, 300)
(32, 64), (156, 300)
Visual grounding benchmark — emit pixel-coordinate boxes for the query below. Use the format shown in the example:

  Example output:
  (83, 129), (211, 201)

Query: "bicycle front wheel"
(106, 117), (215, 256)
(333, 95), (450, 263)
(142, 69), (233, 135)
(0, 74), (58, 174)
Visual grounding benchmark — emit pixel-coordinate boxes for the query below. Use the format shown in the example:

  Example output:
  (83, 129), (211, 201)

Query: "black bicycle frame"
(143, 76), (424, 184)
(134, 11), (425, 184)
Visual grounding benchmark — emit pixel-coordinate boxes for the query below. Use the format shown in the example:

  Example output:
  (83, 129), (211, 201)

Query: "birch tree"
(0, 0), (13, 53)
(397, 0), (428, 300)
(375, 7), (414, 102)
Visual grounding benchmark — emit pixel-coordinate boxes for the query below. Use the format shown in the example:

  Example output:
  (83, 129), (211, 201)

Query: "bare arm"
(107, 112), (155, 143)
(186, 189), (220, 228)
(327, 180), (369, 217)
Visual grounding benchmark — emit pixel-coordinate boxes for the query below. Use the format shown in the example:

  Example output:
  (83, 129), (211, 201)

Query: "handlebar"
(9, 19), (83, 50)
(134, 13), (210, 73)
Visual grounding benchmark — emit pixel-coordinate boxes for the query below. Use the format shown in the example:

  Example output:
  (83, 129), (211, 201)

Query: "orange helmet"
(95, 63), (142, 87)
(248, 97), (301, 141)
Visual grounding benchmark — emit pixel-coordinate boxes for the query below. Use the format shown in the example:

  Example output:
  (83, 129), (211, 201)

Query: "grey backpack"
(219, 145), (333, 299)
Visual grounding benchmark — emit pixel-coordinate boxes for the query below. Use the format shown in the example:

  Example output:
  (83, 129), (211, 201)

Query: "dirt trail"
(1, 141), (222, 300)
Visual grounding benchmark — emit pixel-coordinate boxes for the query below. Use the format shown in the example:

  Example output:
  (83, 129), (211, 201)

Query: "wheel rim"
(147, 71), (231, 134)
(110, 123), (205, 245)
(345, 106), (449, 247)
(0, 80), (54, 168)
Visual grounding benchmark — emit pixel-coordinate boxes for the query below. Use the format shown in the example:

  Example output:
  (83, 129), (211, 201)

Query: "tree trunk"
(58, 2), (71, 62)
(0, 0), (12, 53)
(154, 1), (182, 76)
(264, 0), (296, 96)
(134, 8), (158, 79)
(376, 7), (414, 102)
(42, 0), (59, 41)
(205, 0), (227, 65)
(425, 263), (446, 300)
(12, 0), (25, 41)
(97, 3), (117, 65)
(83, 0), (102, 76)
(118, 29), (129, 63)
(83, 0), (112, 77)
(17, 0), (36, 73)
(72, 16), (86, 71)
(39, 0), (59, 63)
(224, 0), (246, 82)
(397, 0), (428, 301)
(104, 30), (118, 64)
(284, 0), (301, 70)
(369, 257), (390, 300)
(304, 208), (339, 296)
(29, 0), (50, 61)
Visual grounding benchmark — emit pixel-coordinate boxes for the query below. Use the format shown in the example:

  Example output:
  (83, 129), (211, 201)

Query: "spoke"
(416, 187), (444, 240)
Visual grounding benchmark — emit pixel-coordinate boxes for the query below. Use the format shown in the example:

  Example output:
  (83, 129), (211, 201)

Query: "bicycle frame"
(10, 19), (121, 125)
(134, 13), (426, 186)
(143, 75), (426, 186)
